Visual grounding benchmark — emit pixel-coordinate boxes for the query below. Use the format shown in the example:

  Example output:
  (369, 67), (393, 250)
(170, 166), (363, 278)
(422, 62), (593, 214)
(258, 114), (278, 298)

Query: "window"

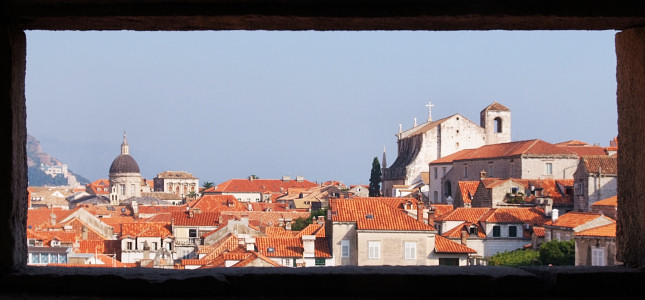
(464, 166), (468, 178)
(341, 240), (350, 258)
(509, 226), (517, 237)
(315, 258), (325, 266)
(189, 229), (197, 237)
(545, 163), (553, 175)
(439, 258), (459, 266)
(493, 226), (501, 237)
(592, 247), (607, 266)
(404, 242), (416, 260)
(433, 191), (438, 203)
(127, 242), (133, 250)
(152, 242), (158, 250)
(368, 241), (381, 259)
(434, 167), (438, 179)
(488, 164), (493, 177)
(494, 117), (503, 133)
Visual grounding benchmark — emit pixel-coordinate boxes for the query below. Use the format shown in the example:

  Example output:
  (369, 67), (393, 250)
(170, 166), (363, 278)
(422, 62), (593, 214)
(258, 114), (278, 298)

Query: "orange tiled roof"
(331, 198), (434, 231)
(479, 208), (548, 225)
(121, 222), (172, 238)
(294, 223), (325, 238)
(483, 101), (510, 112)
(592, 196), (618, 207)
(27, 207), (73, 229)
(255, 236), (332, 258)
(189, 195), (247, 212)
(434, 235), (477, 253)
(434, 207), (490, 223)
(263, 227), (297, 238)
(96, 254), (127, 267)
(214, 178), (318, 193)
(544, 212), (610, 228)
(533, 227), (545, 237)
(249, 202), (288, 212)
(231, 251), (284, 267)
(171, 211), (219, 227)
(430, 204), (454, 219)
(575, 222), (616, 237)
(458, 181), (479, 204)
(581, 156), (618, 174)
(378, 197), (419, 210)
(447, 140), (577, 161)
(442, 222), (486, 238)
(78, 240), (121, 255)
(429, 149), (477, 165)
(138, 205), (186, 214)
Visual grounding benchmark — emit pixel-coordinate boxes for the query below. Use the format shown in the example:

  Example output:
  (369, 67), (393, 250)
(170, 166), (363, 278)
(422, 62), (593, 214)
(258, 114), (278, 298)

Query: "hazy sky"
(25, 30), (618, 185)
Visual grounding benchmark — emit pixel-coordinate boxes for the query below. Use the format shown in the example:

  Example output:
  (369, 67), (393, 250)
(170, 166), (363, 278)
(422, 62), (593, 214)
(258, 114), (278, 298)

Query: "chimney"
(50, 213), (57, 225)
(480, 170), (487, 180)
(552, 209), (559, 222)
(296, 176), (304, 182)
(278, 218), (285, 227)
(188, 210), (194, 218)
(285, 218), (292, 231)
(460, 230), (468, 245)
(302, 235), (316, 258)
(245, 237), (256, 251)
(428, 206), (436, 221)
(417, 202), (424, 223)
(541, 198), (553, 217)
(317, 216), (325, 225)
(143, 241), (151, 259)
(248, 203), (253, 211)
(132, 200), (139, 216)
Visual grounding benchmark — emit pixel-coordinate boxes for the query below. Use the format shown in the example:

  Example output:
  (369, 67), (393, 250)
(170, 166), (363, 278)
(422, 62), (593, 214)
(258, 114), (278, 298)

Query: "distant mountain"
(27, 135), (90, 187)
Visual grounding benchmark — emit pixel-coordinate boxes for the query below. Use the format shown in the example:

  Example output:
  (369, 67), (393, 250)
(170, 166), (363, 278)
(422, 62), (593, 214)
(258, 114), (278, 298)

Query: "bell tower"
(480, 102), (511, 145)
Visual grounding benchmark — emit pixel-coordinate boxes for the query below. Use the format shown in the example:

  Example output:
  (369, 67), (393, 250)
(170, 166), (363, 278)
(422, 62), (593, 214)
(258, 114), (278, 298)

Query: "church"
(108, 132), (143, 204)
(382, 102), (511, 198)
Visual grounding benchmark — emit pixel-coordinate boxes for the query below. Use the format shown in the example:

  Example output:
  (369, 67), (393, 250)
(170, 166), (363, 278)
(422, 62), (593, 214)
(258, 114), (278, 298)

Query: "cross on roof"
(426, 101), (434, 122)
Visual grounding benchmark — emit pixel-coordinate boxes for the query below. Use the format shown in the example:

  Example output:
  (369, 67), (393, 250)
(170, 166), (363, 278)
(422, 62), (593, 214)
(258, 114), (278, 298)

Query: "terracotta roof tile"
(78, 240), (121, 255)
(582, 156), (617, 174)
(263, 227), (297, 238)
(214, 179), (317, 193)
(171, 211), (219, 226)
(544, 212), (611, 228)
(458, 181), (479, 204)
(189, 195), (247, 213)
(434, 235), (477, 253)
(294, 223), (325, 238)
(592, 196), (617, 207)
(331, 198), (435, 231)
(255, 236), (332, 258)
(430, 204), (454, 219)
(438, 140), (577, 162)
(479, 208), (549, 225)
(442, 222), (486, 238)
(575, 222), (616, 237)
(482, 101), (510, 112)
(533, 227), (545, 237)
(230, 251), (284, 267)
(121, 222), (172, 238)
(434, 208), (490, 223)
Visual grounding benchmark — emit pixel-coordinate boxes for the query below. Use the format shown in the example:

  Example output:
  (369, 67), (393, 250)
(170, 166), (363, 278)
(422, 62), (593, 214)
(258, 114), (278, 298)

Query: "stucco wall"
(357, 231), (434, 266)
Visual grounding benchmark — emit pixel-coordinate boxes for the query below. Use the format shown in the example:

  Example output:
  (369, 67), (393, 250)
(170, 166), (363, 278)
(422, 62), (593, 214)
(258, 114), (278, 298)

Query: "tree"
(369, 157), (382, 197)
(187, 191), (198, 200)
(488, 248), (541, 266)
(539, 240), (575, 266)
(290, 208), (328, 231)
(202, 181), (214, 190)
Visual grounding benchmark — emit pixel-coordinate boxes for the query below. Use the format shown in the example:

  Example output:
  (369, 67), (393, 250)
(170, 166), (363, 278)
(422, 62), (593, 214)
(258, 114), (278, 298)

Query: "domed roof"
(109, 154), (140, 174)
(109, 131), (140, 174)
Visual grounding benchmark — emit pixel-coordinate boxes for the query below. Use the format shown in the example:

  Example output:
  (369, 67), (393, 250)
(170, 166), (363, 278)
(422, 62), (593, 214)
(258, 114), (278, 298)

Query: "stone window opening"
(3, 3), (645, 299)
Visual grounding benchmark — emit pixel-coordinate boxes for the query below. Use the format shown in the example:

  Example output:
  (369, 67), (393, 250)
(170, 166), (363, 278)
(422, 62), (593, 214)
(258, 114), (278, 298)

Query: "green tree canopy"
(488, 248), (541, 266)
(369, 157), (382, 197)
(202, 181), (214, 190)
(539, 240), (575, 266)
(290, 208), (328, 231)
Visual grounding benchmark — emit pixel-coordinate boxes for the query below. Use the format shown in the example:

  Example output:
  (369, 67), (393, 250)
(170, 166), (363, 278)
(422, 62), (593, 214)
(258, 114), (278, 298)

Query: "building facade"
(108, 132), (142, 204)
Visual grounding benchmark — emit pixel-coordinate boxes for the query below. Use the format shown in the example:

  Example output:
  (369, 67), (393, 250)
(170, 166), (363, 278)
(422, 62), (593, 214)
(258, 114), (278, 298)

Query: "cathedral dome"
(109, 154), (140, 174)
(109, 131), (140, 175)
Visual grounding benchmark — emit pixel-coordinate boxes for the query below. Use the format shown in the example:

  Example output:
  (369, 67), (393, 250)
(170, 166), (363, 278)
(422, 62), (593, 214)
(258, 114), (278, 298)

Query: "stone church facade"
(382, 102), (511, 198)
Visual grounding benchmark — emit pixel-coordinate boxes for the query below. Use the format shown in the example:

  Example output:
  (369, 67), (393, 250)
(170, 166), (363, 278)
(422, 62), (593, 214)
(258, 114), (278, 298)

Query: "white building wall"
(356, 231), (434, 266)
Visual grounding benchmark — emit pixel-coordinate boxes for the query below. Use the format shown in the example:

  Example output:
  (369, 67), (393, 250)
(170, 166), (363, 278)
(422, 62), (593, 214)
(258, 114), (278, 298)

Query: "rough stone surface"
(616, 28), (645, 268)
(3, 1), (645, 298)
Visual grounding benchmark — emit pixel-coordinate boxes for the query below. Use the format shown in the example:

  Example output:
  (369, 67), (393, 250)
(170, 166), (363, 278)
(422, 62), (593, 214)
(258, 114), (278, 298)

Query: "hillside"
(27, 135), (90, 187)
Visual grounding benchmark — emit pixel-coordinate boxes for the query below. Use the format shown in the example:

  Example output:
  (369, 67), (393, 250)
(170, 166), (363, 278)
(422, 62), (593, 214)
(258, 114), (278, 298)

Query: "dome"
(109, 154), (140, 174)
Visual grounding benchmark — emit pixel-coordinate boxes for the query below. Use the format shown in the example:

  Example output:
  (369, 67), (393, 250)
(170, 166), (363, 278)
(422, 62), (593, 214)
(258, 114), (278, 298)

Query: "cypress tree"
(369, 157), (382, 197)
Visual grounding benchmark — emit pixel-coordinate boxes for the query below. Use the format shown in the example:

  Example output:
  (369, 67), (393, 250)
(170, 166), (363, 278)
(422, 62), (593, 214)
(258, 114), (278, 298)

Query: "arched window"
(433, 191), (438, 203)
(494, 117), (503, 133)
(445, 181), (452, 197)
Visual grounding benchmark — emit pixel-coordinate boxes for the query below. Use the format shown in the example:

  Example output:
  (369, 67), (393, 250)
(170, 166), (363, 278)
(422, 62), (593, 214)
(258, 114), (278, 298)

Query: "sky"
(25, 30), (618, 185)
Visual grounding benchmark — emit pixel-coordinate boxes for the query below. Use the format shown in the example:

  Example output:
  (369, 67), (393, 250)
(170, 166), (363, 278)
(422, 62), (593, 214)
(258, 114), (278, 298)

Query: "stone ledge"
(1, 266), (643, 298)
